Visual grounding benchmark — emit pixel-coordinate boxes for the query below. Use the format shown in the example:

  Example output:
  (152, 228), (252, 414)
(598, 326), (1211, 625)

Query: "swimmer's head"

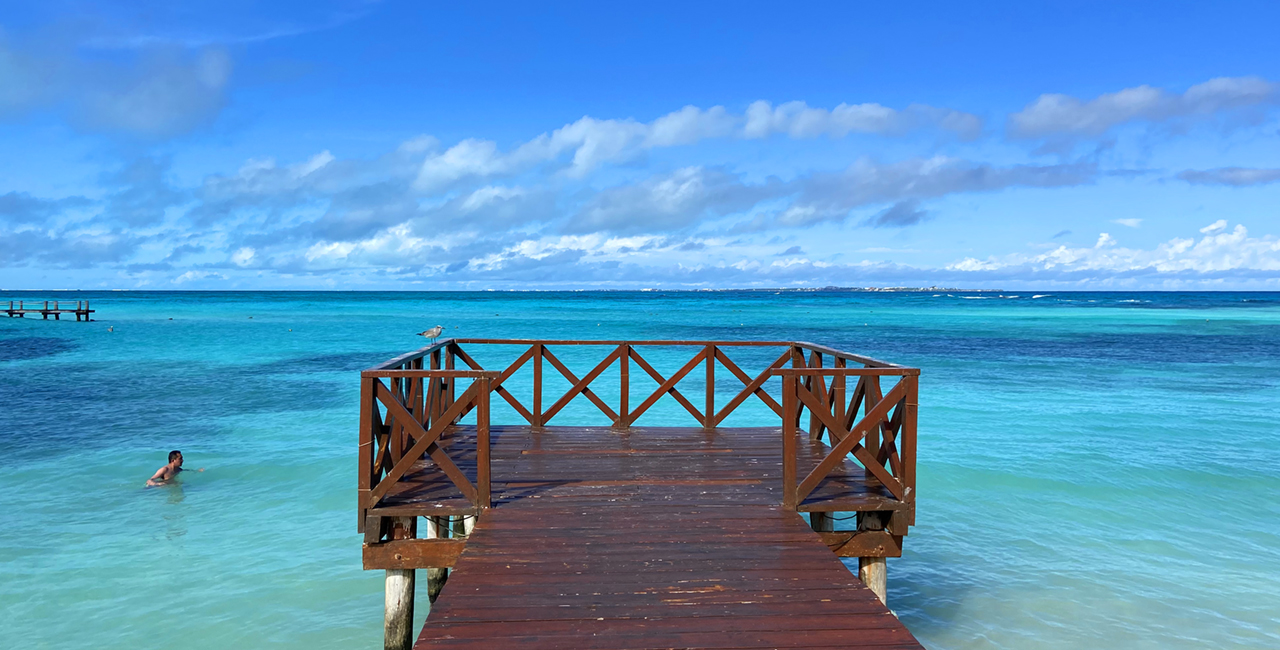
(169, 450), (183, 465)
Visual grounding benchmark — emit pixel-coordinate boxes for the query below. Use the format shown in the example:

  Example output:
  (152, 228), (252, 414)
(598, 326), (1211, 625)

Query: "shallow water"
(1, 290), (1278, 649)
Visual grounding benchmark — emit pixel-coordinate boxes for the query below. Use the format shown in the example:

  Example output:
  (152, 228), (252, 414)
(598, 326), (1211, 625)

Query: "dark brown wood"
(476, 378), (491, 509)
(705, 344), (715, 428)
(782, 374), (798, 511)
(364, 539), (467, 570)
(817, 530), (903, 558)
(617, 344), (629, 427)
(414, 496), (921, 649)
(356, 339), (922, 648)
(533, 344), (543, 427)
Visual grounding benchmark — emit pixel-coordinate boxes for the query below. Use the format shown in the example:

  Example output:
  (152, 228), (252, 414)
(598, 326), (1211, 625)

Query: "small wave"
(1032, 294), (1051, 299)
(961, 296), (989, 299)
(1117, 299), (1149, 303)
(1002, 295), (1020, 298)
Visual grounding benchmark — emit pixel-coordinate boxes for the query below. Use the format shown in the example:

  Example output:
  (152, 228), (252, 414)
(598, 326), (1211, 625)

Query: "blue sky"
(2, 0), (1279, 290)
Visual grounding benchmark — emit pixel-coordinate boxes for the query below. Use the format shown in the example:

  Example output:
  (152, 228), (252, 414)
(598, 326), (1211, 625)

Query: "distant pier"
(4, 300), (95, 321)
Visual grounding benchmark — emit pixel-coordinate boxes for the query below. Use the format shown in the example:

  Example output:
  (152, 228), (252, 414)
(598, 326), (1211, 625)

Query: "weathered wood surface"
(357, 340), (923, 648)
(367, 425), (908, 524)
(416, 491), (922, 649)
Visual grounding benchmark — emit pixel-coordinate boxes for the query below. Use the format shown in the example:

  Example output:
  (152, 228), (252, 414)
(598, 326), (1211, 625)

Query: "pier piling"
(384, 517), (416, 650)
(858, 511), (889, 604)
(424, 516), (448, 603)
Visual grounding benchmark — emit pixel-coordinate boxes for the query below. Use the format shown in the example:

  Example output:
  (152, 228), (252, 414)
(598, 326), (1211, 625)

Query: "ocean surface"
(1, 290), (1278, 650)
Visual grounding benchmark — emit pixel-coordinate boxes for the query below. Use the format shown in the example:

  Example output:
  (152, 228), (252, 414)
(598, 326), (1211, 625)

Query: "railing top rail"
(790, 341), (903, 369)
(770, 367), (919, 377)
(363, 339), (909, 373)
(362, 369), (502, 379)
(366, 339), (454, 371)
(453, 339), (794, 346)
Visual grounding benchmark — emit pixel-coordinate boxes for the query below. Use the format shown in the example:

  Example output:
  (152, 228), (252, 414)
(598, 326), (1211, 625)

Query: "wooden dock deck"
(358, 340), (920, 650)
(4, 299), (94, 321)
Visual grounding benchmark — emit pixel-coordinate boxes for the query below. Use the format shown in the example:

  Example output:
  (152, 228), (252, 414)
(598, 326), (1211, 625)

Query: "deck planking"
(382, 425), (919, 649)
(373, 425), (905, 518)
(419, 495), (920, 649)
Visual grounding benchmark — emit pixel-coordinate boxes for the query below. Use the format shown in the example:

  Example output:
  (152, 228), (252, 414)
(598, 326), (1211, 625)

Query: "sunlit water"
(1, 291), (1277, 649)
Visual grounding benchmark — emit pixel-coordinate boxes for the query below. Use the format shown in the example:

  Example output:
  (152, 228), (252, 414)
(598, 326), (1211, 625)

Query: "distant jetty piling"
(359, 339), (922, 649)
(5, 300), (95, 321)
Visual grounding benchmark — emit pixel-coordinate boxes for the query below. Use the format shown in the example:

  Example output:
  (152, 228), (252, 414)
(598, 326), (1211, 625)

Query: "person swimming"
(146, 450), (204, 486)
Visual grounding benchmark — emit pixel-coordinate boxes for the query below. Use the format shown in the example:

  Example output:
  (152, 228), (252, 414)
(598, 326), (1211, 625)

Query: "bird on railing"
(417, 325), (444, 344)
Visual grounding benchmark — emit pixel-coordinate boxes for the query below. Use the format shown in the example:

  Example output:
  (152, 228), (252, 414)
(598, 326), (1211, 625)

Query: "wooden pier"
(4, 299), (94, 321)
(359, 340), (920, 650)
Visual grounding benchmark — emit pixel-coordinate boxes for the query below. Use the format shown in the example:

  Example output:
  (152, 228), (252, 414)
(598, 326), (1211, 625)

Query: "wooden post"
(477, 377), (491, 509)
(425, 516), (448, 603)
(444, 348), (455, 418)
(781, 374), (797, 511)
(532, 344), (543, 427)
(857, 511), (888, 605)
(809, 511), (833, 532)
(704, 345), (715, 428)
(903, 374), (918, 525)
(617, 344), (629, 428)
(384, 516), (416, 650)
(358, 377), (375, 532)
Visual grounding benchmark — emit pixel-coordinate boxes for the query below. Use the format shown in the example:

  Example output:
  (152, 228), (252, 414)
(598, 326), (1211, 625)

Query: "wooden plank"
(364, 539), (467, 570)
(816, 530), (903, 558)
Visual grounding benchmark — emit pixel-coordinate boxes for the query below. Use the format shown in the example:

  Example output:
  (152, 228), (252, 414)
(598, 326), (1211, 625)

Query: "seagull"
(417, 325), (444, 343)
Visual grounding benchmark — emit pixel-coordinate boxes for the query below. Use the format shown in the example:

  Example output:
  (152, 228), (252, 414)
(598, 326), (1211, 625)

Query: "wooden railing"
(358, 341), (497, 530)
(776, 364), (918, 522)
(358, 339), (918, 526)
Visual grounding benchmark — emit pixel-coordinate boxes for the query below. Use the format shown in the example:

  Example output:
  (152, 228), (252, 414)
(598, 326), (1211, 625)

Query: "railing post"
(704, 344), (715, 428)
(358, 376), (375, 533)
(430, 351), (441, 424)
(782, 373), (798, 511)
(865, 373), (882, 461)
(617, 343), (629, 428)
(477, 377), (491, 509)
(532, 344), (543, 427)
(808, 352), (823, 440)
(904, 374), (918, 525)
(445, 346), (456, 419)
(833, 358), (846, 438)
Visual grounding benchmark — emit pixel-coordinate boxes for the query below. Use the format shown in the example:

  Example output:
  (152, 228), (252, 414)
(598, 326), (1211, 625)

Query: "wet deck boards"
(398, 426), (921, 649)
(374, 425), (907, 517)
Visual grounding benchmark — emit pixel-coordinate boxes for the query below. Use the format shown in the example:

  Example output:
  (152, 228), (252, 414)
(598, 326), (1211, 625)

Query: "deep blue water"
(1, 290), (1278, 649)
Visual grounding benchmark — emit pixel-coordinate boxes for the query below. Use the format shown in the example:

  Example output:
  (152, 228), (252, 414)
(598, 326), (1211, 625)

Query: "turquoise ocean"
(1, 290), (1278, 649)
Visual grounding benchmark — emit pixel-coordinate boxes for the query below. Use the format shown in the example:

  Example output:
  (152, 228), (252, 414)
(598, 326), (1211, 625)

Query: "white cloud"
(744, 100), (981, 140)
(1200, 219), (1228, 234)
(948, 221), (1280, 274)
(230, 247), (255, 266)
(413, 100), (982, 190)
(1009, 76), (1278, 139)
(1112, 218), (1142, 228)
